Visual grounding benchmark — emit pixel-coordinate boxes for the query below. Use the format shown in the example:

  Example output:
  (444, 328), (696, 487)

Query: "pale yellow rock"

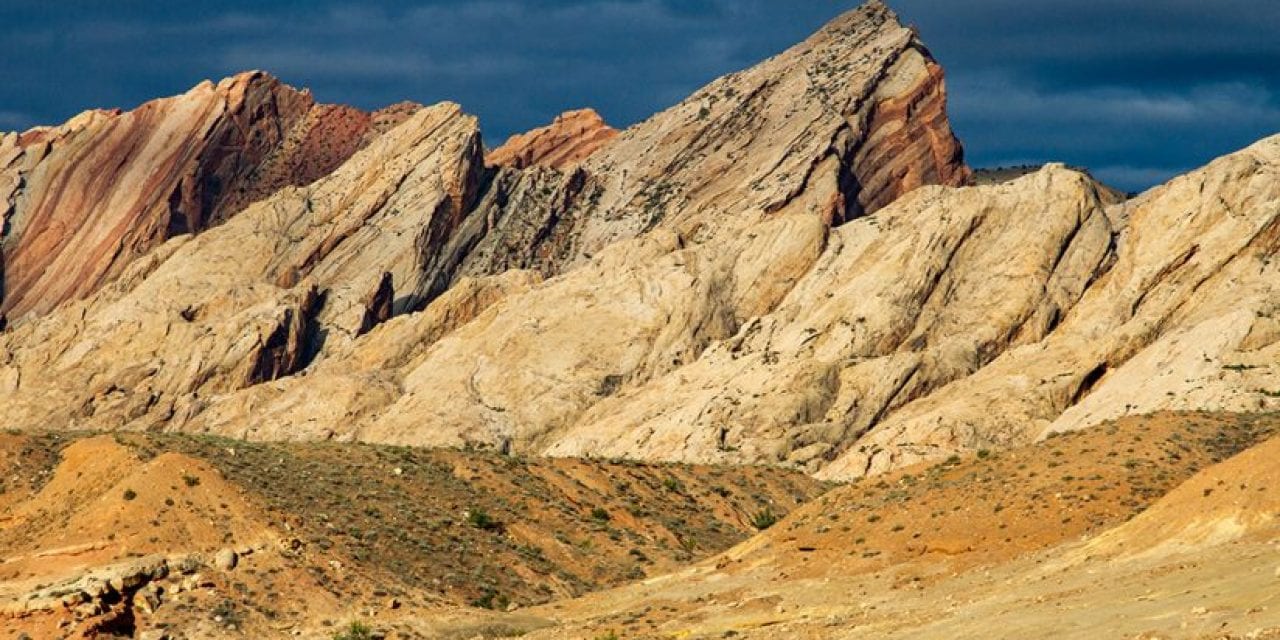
(0, 104), (483, 433)
(3, 2), (1278, 485)
(819, 135), (1280, 478)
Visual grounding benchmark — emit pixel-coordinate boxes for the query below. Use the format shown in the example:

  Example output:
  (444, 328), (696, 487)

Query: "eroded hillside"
(0, 432), (823, 638)
(522, 412), (1280, 639)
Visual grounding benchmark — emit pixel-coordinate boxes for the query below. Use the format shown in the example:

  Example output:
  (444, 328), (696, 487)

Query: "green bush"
(467, 509), (499, 531)
(332, 621), (373, 640)
(750, 508), (779, 530)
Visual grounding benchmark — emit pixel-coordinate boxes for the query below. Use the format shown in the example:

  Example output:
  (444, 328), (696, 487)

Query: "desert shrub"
(467, 509), (499, 531)
(332, 621), (373, 640)
(470, 589), (510, 610)
(751, 508), (779, 530)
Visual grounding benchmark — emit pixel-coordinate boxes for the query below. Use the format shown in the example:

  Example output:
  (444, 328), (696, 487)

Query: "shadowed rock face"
(0, 71), (417, 324)
(486, 108), (618, 170)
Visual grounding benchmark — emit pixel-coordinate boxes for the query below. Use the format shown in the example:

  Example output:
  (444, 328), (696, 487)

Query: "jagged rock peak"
(486, 108), (618, 170)
(0, 71), (418, 324)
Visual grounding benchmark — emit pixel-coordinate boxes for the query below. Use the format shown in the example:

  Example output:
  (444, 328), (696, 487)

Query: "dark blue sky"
(2, 1), (1278, 191)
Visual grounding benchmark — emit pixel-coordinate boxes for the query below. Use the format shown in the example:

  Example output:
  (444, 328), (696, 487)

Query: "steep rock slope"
(561, 131), (1280, 480)
(3, 1), (1277, 484)
(415, 129), (1280, 478)
(0, 103), (483, 433)
(0, 71), (416, 325)
(544, 166), (1113, 470)
(452, 0), (969, 282)
(0, 2), (973, 450)
(351, 0), (973, 449)
(486, 108), (618, 170)
(819, 134), (1280, 478)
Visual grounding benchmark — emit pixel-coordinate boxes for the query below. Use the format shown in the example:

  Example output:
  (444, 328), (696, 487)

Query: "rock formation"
(0, 103), (482, 432)
(0, 1), (970, 449)
(486, 108), (618, 170)
(2, 1), (1276, 485)
(0, 71), (417, 324)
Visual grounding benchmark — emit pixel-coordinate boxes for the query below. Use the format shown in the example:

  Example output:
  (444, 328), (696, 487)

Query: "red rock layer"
(0, 73), (418, 324)
(486, 108), (618, 170)
(852, 50), (971, 215)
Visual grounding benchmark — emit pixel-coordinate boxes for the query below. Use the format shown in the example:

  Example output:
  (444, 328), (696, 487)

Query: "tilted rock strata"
(0, 104), (482, 433)
(543, 166), (1114, 470)
(363, 135), (1280, 478)
(0, 2), (1023, 470)
(814, 135), (1280, 478)
(20, 3), (1275, 481)
(450, 0), (970, 282)
(168, 1), (973, 450)
(346, 4), (975, 449)
(0, 71), (417, 324)
(486, 108), (618, 170)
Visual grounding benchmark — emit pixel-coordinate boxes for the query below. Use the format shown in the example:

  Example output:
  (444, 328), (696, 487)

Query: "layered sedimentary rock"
(486, 108), (618, 170)
(156, 1), (974, 447)
(817, 135), (1280, 478)
(0, 103), (482, 432)
(14, 2), (1278, 483)
(449, 0), (970, 282)
(0, 72), (417, 325)
(0, 2), (971, 445)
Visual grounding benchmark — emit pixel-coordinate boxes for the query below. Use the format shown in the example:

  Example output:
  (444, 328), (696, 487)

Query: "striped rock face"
(0, 72), (417, 324)
(0, 2), (983, 460)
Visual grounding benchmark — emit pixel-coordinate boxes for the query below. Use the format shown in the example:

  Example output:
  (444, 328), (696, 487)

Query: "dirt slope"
(0, 433), (824, 638)
(519, 412), (1280, 639)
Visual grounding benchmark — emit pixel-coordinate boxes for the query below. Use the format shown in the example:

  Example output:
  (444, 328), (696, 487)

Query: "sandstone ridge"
(3, 2), (1277, 485)
(0, 71), (418, 325)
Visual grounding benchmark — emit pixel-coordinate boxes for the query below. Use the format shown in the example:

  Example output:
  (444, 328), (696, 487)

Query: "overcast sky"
(2, 1), (1278, 191)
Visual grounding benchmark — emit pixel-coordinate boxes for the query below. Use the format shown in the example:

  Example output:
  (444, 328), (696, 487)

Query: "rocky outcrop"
(0, 2), (977, 457)
(541, 166), (1115, 470)
(20, 3), (1276, 482)
(112, 1), (972, 449)
(450, 1), (970, 284)
(486, 108), (618, 170)
(0, 103), (483, 432)
(816, 135), (1280, 478)
(0, 71), (418, 325)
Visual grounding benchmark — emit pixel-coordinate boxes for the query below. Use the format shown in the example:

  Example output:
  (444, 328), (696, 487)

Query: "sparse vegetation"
(332, 621), (374, 640)
(468, 509), (500, 531)
(751, 508), (780, 530)
(82, 431), (823, 612)
(122, 488), (137, 501)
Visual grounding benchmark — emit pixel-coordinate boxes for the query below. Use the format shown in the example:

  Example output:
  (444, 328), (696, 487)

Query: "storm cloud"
(1, 0), (1276, 191)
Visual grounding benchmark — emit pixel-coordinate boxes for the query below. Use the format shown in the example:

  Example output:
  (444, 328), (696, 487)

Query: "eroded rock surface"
(486, 108), (618, 170)
(5, 2), (1275, 483)
(0, 71), (417, 324)
(0, 104), (481, 432)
